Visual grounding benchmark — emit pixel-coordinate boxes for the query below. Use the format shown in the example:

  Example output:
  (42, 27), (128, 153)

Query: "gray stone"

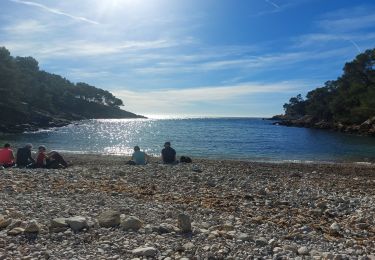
(121, 216), (142, 231)
(24, 220), (41, 233)
(183, 242), (195, 251)
(283, 245), (298, 253)
(66, 216), (88, 232)
(49, 218), (69, 232)
(255, 237), (268, 247)
(7, 227), (24, 236)
(330, 222), (340, 234)
(50, 218), (69, 228)
(155, 223), (176, 234)
(0, 215), (11, 229)
(177, 213), (192, 233)
(132, 247), (158, 257)
(298, 246), (309, 255)
(98, 210), (120, 228)
(237, 233), (252, 241)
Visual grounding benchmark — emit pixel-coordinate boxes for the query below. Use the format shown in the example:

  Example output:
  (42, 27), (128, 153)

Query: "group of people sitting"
(0, 141), (188, 169)
(127, 141), (179, 165)
(0, 143), (68, 169)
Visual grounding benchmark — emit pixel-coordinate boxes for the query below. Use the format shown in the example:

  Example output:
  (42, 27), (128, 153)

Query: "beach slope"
(0, 155), (374, 259)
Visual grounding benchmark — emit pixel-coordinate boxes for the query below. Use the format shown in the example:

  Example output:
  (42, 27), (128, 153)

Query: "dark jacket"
(162, 147), (176, 164)
(16, 147), (34, 167)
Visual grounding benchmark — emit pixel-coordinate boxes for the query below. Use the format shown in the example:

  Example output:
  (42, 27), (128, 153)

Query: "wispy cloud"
(265, 0), (280, 9)
(251, 0), (313, 17)
(112, 81), (305, 115)
(1, 38), (188, 58)
(9, 0), (99, 24)
(2, 19), (48, 35)
(318, 14), (375, 32)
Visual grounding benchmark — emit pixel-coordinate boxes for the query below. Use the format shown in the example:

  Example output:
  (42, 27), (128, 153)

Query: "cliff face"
(273, 116), (375, 136)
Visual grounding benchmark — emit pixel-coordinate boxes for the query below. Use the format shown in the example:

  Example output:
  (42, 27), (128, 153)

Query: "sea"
(1, 117), (375, 163)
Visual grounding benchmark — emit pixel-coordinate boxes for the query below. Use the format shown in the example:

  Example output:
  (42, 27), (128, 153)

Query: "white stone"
(132, 247), (158, 257)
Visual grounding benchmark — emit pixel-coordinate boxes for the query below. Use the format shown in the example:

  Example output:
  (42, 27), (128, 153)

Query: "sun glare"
(94, 0), (160, 19)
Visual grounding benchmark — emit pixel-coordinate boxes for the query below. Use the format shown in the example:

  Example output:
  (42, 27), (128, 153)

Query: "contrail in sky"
(265, 0), (280, 9)
(348, 39), (361, 53)
(9, 0), (99, 25)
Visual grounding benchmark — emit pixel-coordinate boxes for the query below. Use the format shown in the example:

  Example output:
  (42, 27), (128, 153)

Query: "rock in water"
(121, 216), (142, 231)
(66, 216), (88, 232)
(177, 213), (192, 233)
(132, 247), (158, 257)
(24, 220), (41, 233)
(98, 210), (120, 228)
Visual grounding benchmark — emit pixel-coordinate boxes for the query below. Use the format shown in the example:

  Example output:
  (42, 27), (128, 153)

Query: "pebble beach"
(1, 154), (375, 259)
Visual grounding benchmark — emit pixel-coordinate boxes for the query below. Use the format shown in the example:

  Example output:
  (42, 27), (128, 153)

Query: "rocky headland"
(0, 154), (375, 259)
(271, 115), (375, 136)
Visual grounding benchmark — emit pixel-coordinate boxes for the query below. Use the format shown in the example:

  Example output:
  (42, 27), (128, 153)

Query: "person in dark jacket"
(16, 144), (35, 168)
(35, 145), (68, 169)
(161, 141), (177, 164)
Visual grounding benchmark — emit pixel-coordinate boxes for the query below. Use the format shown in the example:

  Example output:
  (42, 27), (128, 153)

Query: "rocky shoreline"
(1, 154), (375, 259)
(271, 115), (375, 136)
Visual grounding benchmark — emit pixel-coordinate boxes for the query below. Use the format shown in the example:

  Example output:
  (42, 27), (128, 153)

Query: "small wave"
(354, 161), (374, 166)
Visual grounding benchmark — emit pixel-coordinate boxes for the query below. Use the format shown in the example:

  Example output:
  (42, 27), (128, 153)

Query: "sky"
(0, 0), (375, 118)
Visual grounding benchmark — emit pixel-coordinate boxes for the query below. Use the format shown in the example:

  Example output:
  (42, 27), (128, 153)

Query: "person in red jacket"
(0, 143), (15, 168)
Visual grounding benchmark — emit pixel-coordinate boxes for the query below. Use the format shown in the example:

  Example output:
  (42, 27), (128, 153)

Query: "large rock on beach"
(49, 218), (69, 232)
(24, 220), (41, 233)
(132, 247), (158, 257)
(177, 213), (192, 233)
(121, 216), (142, 231)
(66, 216), (88, 232)
(7, 227), (25, 236)
(98, 210), (120, 228)
(0, 215), (11, 229)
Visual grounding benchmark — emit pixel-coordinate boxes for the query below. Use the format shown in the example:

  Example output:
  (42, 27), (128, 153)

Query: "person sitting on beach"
(127, 146), (150, 165)
(161, 141), (177, 164)
(16, 143), (35, 168)
(0, 143), (15, 168)
(35, 146), (68, 169)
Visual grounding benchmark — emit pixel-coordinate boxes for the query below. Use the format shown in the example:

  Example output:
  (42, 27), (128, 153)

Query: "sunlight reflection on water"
(1, 118), (375, 162)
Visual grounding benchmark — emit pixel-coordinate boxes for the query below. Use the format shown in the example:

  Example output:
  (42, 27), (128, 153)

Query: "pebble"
(24, 220), (41, 233)
(121, 216), (142, 231)
(66, 216), (88, 232)
(131, 247), (158, 257)
(255, 237), (268, 247)
(0, 155), (374, 259)
(297, 246), (310, 255)
(98, 210), (120, 228)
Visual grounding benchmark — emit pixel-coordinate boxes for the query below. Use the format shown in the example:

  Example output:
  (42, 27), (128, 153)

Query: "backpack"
(180, 156), (192, 163)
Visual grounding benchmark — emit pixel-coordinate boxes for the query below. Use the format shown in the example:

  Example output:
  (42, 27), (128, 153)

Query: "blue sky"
(1, 0), (374, 117)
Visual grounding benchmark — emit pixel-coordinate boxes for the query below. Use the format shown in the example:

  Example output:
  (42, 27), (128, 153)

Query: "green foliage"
(283, 48), (375, 124)
(0, 46), (139, 126)
(283, 94), (305, 118)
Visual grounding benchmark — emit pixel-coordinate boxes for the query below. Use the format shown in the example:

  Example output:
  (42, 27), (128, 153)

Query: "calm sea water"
(1, 118), (375, 163)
